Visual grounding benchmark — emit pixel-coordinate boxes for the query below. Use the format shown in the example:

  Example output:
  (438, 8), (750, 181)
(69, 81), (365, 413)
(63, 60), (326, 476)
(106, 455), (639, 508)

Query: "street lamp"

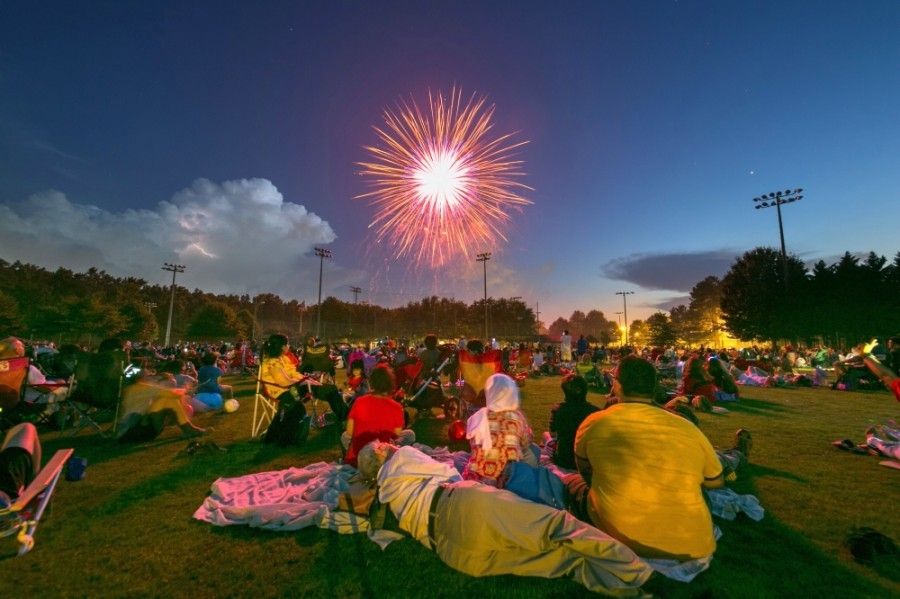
(161, 263), (185, 347)
(476, 252), (491, 340)
(615, 291), (634, 346)
(314, 248), (332, 338)
(752, 188), (804, 285)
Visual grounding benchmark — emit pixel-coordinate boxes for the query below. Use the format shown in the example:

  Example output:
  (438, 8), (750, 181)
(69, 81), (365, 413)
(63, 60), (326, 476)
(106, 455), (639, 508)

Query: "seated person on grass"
(196, 352), (233, 399)
(357, 441), (652, 596)
(463, 373), (536, 486)
(678, 356), (718, 403)
(708, 357), (739, 401)
(859, 338), (900, 402)
(548, 374), (599, 470)
(341, 366), (414, 467)
(0, 423), (41, 508)
(568, 355), (724, 561)
(117, 373), (207, 442)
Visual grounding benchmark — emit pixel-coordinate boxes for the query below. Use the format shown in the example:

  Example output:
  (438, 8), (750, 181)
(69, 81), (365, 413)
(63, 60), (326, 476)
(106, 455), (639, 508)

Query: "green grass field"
(2, 375), (898, 598)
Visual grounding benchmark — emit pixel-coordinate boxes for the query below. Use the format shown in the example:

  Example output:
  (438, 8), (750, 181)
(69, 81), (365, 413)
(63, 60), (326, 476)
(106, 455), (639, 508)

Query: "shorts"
(0, 446), (34, 500)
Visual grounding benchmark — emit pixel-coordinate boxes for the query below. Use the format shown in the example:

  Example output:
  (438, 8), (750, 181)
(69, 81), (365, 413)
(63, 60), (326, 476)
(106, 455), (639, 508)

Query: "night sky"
(2, 1), (898, 324)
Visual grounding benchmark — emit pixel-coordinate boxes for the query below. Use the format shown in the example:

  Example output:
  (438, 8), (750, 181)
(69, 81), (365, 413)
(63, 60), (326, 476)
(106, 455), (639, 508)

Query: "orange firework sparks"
(357, 88), (532, 268)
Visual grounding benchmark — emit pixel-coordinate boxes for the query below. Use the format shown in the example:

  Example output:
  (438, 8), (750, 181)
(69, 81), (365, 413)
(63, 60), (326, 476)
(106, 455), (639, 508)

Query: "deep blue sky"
(2, 1), (898, 323)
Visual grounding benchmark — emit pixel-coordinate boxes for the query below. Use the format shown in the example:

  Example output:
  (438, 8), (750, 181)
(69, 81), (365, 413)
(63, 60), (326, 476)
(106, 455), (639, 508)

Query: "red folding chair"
(1, 448), (73, 556)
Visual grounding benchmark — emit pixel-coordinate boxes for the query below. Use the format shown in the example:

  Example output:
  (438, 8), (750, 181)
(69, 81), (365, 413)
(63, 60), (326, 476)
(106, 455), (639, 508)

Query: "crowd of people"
(3, 329), (898, 592)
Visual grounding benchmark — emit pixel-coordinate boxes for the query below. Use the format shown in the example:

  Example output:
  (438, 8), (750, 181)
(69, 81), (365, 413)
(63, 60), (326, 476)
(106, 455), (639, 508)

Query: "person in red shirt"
(341, 366), (415, 466)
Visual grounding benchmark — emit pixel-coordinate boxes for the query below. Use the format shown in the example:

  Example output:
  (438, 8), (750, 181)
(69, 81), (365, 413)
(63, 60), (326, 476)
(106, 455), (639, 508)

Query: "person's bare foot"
(735, 428), (752, 458)
(180, 424), (208, 438)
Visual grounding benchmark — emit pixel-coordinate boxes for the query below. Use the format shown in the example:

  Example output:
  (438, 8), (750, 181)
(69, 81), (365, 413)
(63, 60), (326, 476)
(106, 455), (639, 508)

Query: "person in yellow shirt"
(571, 355), (724, 560)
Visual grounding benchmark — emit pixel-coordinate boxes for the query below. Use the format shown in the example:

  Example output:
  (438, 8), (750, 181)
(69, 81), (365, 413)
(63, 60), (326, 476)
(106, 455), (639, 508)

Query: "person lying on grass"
(357, 440), (652, 596)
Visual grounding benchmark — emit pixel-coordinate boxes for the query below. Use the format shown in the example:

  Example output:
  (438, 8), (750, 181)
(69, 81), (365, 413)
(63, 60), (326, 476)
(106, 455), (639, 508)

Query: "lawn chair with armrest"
(1, 448), (73, 556)
(66, 350), (125, 437)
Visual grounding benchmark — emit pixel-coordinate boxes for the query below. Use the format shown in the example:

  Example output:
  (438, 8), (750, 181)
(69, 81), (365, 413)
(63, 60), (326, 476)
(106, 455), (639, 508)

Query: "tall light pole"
(349, 286), (362, 340)
(476, 252), (491, 340)
(252, 297), (266, 342)
(615, 291), (634, 346)
(510, 296), (522, 338)
(314, 248), (332, 338)
(753, 188), (804, 286)
(161, 263), (185, 347)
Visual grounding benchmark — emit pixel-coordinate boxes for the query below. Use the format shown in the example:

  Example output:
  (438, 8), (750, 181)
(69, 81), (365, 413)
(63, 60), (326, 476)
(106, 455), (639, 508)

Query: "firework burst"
(357, 88), (532, 268)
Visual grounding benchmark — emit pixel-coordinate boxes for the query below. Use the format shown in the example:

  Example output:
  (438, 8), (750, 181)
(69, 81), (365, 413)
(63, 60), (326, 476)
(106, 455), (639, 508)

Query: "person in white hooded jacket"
(462, 373), (537, 485)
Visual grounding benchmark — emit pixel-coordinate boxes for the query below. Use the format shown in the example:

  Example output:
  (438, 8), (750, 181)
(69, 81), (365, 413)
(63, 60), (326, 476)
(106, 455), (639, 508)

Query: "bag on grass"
(263, 395), (310, 446)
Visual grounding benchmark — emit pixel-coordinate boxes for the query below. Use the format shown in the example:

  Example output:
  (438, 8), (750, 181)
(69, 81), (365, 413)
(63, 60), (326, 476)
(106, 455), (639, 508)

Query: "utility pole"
(314, 248), (332, 338)
(753, 188), (804, 287)
(615, 291), (634, 346)
(535, 302), (541, 336)
(615, 311), (624, 347)
(161, 263), (185, 347)
(476, 252), (491, 340)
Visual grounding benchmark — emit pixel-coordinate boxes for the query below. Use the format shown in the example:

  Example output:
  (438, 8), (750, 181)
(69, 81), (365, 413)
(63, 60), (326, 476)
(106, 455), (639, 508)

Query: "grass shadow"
(727, 397), (792, 414)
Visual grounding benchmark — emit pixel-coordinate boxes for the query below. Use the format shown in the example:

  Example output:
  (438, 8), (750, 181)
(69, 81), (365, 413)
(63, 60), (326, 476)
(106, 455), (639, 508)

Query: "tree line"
(630, 248), (900, 349)
(1, 247), (895, 348)
(0, 260), (539, 345)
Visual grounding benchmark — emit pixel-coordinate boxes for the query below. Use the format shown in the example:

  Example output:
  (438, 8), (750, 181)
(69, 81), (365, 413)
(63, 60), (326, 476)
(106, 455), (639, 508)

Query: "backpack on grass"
(263, 395), (310, 446)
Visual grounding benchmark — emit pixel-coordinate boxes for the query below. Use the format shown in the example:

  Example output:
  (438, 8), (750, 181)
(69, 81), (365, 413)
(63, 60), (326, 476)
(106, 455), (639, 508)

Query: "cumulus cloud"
(601, 250), (737, 292)
(0, 178), (339, 299)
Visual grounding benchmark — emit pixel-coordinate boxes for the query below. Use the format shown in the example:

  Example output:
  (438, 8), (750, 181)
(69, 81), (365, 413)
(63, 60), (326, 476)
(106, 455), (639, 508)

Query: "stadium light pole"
(314, 248), (332, 338)
(252, 296), (266, 342)
(753, 188), (804, 286)
(615, 291), (634, 346)
(349, 286), (362, 340)
(476, 252), (492, 340)
(161, 263), (185, 347)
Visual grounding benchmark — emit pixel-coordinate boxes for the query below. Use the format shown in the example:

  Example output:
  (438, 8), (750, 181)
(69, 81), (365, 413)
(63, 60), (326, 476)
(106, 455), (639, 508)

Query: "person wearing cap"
(569, 355), (724, 561)
(462, 373), (536, 486)
(359, 441), (652, 595)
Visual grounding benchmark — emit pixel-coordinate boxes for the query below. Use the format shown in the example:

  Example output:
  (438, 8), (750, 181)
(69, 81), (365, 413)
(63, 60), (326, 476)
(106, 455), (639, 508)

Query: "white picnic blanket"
(193, 461), (368, 534)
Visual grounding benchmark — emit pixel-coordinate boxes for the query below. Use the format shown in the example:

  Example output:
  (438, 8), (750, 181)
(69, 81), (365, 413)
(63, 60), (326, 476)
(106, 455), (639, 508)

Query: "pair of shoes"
(734, 429), (753, 458)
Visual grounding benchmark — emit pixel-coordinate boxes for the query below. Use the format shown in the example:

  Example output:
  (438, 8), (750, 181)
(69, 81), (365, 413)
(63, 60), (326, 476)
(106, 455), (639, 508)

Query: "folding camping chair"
(252, 366), (280, 439)
(66, 351), (125, 437)
(1, 448), (73, 556)
(457, 349), (503, 418)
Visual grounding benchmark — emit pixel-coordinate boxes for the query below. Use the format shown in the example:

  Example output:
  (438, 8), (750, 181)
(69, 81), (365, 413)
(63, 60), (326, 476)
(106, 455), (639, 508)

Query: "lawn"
(1, 375), (898, 598)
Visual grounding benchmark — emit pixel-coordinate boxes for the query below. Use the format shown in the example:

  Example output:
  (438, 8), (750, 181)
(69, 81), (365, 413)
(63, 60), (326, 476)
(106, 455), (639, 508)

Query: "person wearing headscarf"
(463, 373), (535, 485)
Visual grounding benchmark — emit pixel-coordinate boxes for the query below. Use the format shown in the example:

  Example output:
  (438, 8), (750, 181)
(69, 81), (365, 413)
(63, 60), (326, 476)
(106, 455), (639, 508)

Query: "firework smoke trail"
(357, 88), (532, 268)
